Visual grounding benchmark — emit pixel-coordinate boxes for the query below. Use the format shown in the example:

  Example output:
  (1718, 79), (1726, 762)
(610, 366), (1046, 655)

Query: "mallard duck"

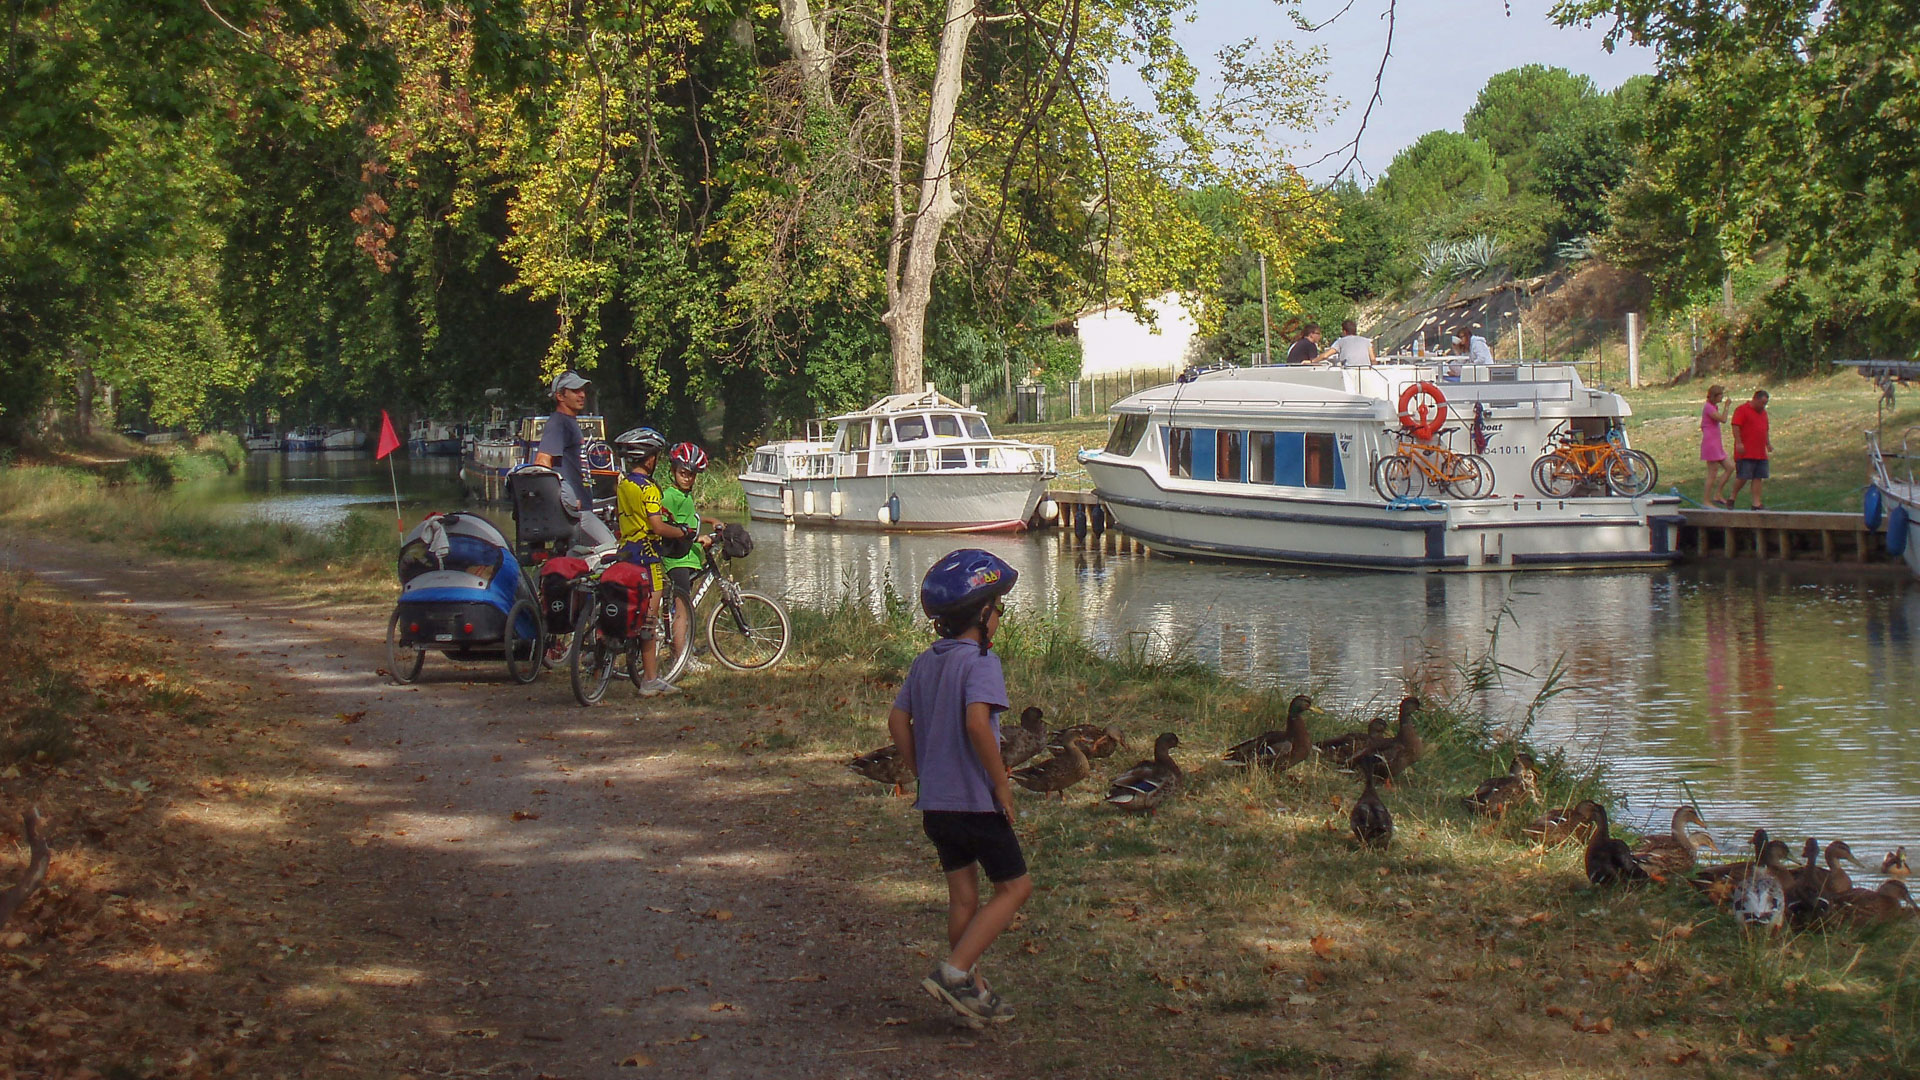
(1461, 752), (1540, 816)
(1583, 801), (1649, 885)
(848, 744), (912, 795)
(1349, 766), (1392, 848)
(1883, 846), (1910, 878)
(1781, 837), (1836, 926)
(1800, 839), (1865, 898)
(1523, 801), (1601, 845)
(1347, 696), (1423, 781)
(1315, 716), (1388, 767)
(1831, 880), (1918, 927)
(1630, 806), (1713, 877)
(1732, 835), (1796, 928)
(1691, 828), (1771, 892)
(1011, 737), (1090, 799)
(999, 706), (1049, 770)
(1223, 694), (1319, 770)
(1105, 732), (1183, 813)
(1047, 724), (1126, 760)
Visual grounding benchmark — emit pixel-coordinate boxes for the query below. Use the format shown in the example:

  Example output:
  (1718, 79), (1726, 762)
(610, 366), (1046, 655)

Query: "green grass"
(1622, 371), (1912, 512)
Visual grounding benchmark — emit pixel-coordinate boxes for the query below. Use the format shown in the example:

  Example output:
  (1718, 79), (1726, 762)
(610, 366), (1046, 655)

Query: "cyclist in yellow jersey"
(610, 427), (699, 697)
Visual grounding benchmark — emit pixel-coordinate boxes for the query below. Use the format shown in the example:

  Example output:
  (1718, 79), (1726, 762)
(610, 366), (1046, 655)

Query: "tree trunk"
(74, 362), (95, 438)
(776, 0), (833, 104)
(882, 0), (977, 395)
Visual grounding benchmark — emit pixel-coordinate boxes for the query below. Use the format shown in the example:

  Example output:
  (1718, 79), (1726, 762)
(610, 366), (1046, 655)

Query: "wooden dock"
(1039, 490), (1902, 569)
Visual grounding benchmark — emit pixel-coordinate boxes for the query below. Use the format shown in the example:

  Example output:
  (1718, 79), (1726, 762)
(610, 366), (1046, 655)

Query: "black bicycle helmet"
(669, 441), (709, 472)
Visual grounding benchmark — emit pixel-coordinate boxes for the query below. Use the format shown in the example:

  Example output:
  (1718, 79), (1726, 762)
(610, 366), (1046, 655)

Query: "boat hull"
(1085, 455), (1680, 572)
(322, 429), (368, 451)
(243, 436), (281, 452)
(747, 473), (1045, 532)
(411, 438), (463, 456)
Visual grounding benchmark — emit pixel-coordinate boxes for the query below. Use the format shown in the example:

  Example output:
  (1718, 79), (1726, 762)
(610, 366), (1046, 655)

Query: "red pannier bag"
(539, 556), (591, 635)
(596, 561), (652, 639)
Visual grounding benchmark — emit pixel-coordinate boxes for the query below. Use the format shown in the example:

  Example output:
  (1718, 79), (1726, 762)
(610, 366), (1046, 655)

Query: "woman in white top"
(1451, 326), (1494, 364)
(1330, 319), (1375, 367)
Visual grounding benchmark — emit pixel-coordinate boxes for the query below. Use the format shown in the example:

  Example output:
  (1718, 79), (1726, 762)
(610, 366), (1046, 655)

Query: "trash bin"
(1015, 382), (1046, 424)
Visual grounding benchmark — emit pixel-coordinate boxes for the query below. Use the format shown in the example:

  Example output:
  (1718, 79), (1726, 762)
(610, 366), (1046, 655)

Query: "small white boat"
(243, 427), (281, 452)
(739, 388), (1057, 532)
(409, 418), (463, 456)
(283, 426), (326, 452)
(1080, 358), (1681, 571)
(322, 427), (369, 452)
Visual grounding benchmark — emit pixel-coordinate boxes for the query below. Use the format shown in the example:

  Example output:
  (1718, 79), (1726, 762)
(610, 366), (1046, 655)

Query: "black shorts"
(1736, 458), (1770, 480)
(667, 565), (695, 601)
(922, 811), (1027, 883)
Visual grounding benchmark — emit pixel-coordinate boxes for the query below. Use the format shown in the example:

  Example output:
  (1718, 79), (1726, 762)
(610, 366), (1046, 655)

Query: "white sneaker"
(636, 678), (681, 697)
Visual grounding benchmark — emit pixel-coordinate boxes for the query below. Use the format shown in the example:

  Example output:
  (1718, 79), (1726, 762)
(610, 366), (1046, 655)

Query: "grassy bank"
(682, 596), (1919, 1078)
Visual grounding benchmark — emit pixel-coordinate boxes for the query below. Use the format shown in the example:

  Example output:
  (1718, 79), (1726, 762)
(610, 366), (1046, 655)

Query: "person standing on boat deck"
(1700, 384), (1732, 508)
(1285, 323), (1326, 365)
(1727, 389), (1772, 510)
(534, 370), (617, 552)
(1451, 326), (1494, 364)
(1330, 320), (1375, 367)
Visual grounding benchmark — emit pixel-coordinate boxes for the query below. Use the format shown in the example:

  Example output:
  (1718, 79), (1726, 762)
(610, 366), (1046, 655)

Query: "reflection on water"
(729, 527), (1920, 873)
(202, 458), (1918, 868)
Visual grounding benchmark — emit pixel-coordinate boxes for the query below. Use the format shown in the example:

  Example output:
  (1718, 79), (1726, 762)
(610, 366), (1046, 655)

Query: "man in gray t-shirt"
(533, 370), (615, 552)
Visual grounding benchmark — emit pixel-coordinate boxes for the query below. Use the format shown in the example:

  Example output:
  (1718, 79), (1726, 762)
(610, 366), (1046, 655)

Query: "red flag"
(375, 410), (402, 460)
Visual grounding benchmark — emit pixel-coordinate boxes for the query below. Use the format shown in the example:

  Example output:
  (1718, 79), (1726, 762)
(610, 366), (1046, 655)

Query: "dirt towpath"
(6, 537), (1027, 1079)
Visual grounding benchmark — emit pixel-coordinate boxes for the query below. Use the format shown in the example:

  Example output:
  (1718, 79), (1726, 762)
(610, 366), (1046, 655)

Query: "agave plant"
(1420, 240), (1455, 279)
(1556, 235), (1596, 262)
(1451, 234), (1501, 277)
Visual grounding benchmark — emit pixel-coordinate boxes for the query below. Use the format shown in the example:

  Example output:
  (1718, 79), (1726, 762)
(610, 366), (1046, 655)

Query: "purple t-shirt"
(892, 638), (1010, 812)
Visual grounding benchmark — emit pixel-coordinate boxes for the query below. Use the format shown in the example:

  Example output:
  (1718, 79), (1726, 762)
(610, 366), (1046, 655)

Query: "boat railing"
(785, 443), (1056, 479)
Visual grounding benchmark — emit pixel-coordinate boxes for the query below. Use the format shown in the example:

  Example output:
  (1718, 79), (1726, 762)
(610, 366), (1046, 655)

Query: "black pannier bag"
(596, 561), (651, 639)
(719, 523), (753, 560)
(539, 556), (591, 634)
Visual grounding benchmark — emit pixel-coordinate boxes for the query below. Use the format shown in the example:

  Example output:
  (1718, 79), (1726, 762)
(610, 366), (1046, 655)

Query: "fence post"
(960, 383), (970, 406)
(1069, 380), (1082, 417)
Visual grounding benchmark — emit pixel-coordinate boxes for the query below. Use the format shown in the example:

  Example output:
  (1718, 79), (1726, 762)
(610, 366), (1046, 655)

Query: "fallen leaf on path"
(1309, 935), (1335, 959)
(653, 986), (688, 995)
(708, 1002), (737, 1012)
(511, 810), (540, 821)
(1766, 1035), (1794, 1054)
(455, 1028), (499, 1038)
(619, 1052), (653, 1067)
(702, 909), (733, 922)
(646, 906), (673, 914)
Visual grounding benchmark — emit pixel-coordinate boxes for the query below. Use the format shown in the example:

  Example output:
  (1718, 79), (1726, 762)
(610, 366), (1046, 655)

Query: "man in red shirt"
(1727, 389), (1771, 510)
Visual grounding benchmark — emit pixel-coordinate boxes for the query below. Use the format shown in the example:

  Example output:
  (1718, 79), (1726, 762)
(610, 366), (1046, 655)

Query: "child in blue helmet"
(885, 548), (1030, 1026)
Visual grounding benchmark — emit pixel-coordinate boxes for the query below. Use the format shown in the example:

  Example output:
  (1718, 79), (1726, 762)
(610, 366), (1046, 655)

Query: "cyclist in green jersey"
(662, 442), (727, 672)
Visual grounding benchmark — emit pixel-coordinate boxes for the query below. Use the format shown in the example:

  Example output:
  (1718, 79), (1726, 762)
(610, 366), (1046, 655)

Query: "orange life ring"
(1397, 381), (1448, 439)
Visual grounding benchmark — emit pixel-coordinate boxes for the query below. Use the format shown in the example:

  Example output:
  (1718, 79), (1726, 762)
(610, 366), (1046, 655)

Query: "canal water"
(213, 452), (1920, 872)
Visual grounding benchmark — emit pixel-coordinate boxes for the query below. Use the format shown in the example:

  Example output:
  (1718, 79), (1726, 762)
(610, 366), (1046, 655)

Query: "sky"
(1124, 0), (1658, 183)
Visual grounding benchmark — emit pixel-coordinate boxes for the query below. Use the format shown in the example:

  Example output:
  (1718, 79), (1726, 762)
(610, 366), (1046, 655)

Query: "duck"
(848, 744), (912, 796)
(1799, 839), (1865, 899)
(1830, 879), (1918, 927)
(1731, 834), (1798, 928)
(1461, 752), (1540, 817)
(1781, 837), (1835, 926)
(1222, 695), (1319, 770)
(1105, 732), (1183, 813)
(1883, 846), (1910, 878)
(1691, 828), (1772, 892)
(1630, 806), (1714, 877)
(1349, 766), (1392, 848)
(1523, 801), (1602, 846)
(1011, 737), (1091, 799)
(1315, 716), (1388, 767)
(998, 706), (1049, 770)
(1046, 724), (1126, 760)
(1582, 801), (1650, 885)
(1347, 697), (1424, 781)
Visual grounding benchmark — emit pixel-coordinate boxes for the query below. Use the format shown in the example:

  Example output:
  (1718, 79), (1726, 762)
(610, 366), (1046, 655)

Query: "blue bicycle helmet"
(921, 549), (1018, 618)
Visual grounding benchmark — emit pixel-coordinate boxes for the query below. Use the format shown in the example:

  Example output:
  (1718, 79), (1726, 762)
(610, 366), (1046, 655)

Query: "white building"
(1074, 292), (1199, 376)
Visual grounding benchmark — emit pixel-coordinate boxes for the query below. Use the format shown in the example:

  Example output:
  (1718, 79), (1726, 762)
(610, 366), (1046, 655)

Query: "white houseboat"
(1079, 359), (1682, 571)
(322, 426), (369, 451)
(283, 425), (326, 452)
(739, 389), (1058, 532)
(409, 418), (463, 456)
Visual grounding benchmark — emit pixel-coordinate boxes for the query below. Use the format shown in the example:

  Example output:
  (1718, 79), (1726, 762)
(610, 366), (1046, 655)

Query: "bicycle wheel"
(1606, 449), (1658, 497)
(386, 608), (424, 684)
(707, 590), (791, 672)
(1446, 454), (1496, 499)
(568, 606), (616, 705)
(1373, 455), (1421, 499)
(1532, 454), (1582, 498)
(504, 598), (544, 684)
(659, 591), (693, 685)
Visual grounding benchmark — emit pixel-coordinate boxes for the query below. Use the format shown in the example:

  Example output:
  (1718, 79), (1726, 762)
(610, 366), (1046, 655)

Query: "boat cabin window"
(940, 448), (968, 469)
(1216, 430), (1245, 482)
(1303, 432), (1337, 488)
(876, 422), (894, 445)
(1249, 432), (1275, 483)
(932, 414), (962, 438)
(895, 415), (929, 442)
(1105, 413), (1149, 456)
(965, 415), (991, 439)
(1167, 427), (1195, 479)
(843, 421), (872, 452)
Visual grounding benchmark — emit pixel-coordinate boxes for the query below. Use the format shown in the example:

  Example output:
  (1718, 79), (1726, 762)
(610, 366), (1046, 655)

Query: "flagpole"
(389, 453), (404, 535)
(376, 410), (406, 535)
